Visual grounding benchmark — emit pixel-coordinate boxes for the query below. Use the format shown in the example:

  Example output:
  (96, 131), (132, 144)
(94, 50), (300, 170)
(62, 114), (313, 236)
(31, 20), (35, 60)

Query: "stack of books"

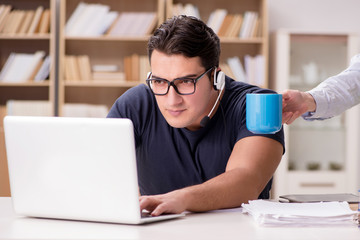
(171, 3), (200, 19)
(0, 5), (50, 35)
(107, 12), (157, 37)
(92, 64), (124, 82)
(0, 51), (50, 82)
(63, 103), (109, 118)
(242, 200), (358, 226)
(65, 2), (157, 37)
(219, 55), (265, 86)
(6, 100), (52, 116)
(64, 54), (150, 82)
(64, 55), (92, 82)
(65, 2), (118, 36)
(207, 9), (260, 38)
(124, 54), (151, 82)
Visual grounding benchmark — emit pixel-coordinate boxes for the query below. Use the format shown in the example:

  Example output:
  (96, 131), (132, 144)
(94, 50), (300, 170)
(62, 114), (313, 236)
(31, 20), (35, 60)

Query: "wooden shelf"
(0, 34), (51, 40)
(65, 36), (151, 42)
(64, 81), (141, 88)
(220, 37), (264, 44)
(58, 0), (163, 114)
(0, 82), (50, 87)
(0, 0), (56, 197)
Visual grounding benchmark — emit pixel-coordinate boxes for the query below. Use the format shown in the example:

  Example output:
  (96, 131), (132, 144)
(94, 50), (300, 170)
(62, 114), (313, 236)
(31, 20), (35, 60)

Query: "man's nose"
(166, 85), (183, 105)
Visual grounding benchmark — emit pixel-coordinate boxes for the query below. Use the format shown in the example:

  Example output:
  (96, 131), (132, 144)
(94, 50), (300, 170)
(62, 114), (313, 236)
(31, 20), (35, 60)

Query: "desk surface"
(0, 197), (359, 240)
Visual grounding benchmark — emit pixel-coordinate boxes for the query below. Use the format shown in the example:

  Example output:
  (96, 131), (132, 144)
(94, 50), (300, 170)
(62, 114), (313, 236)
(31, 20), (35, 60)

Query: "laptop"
(4, 116), (185, 224)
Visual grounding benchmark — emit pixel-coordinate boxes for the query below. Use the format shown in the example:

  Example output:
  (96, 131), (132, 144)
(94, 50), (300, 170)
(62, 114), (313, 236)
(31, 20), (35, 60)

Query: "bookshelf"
(0, 0), (56, 196)
(270, 30), (360, 197)
(166, 0), (269, 87)
(58, 0), (165, 116)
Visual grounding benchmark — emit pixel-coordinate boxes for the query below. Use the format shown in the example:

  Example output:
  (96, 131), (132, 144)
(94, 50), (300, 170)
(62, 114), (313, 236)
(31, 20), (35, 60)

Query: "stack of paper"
(242, 200), (358, 226)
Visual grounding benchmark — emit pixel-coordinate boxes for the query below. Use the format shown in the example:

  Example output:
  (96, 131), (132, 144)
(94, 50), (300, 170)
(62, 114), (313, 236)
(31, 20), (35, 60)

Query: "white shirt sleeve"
(302, 54), (360, 120)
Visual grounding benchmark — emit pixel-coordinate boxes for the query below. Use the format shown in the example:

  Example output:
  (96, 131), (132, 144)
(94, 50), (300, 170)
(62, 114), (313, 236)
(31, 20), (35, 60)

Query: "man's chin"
(166, 119), (201, 130)
(167, 121), (186, 129)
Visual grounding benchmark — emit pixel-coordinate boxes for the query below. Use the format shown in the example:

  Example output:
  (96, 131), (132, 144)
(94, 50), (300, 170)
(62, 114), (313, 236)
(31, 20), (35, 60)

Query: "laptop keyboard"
(141, 211), (153, 218)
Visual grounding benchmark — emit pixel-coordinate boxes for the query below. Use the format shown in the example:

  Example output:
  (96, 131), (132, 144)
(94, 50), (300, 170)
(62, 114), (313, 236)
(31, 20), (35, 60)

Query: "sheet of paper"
(241, 200), (358, 226)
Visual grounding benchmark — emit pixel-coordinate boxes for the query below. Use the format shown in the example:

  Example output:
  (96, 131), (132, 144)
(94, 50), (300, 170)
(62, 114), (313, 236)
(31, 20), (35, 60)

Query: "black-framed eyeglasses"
(146, 68), (213, 96)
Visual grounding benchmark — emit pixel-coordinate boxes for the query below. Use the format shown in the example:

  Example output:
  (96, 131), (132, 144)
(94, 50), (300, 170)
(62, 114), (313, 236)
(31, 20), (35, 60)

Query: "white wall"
(268, 0), (360, 39)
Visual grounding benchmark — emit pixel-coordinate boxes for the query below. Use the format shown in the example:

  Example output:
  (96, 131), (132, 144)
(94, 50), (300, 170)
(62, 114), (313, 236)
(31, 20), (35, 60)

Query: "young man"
(107, 15), (284, 216)
(282, 54), (360, 124)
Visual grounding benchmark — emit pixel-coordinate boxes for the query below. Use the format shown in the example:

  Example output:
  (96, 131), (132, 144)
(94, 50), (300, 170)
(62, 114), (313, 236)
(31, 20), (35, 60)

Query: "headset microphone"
(200, 69), (225, 127)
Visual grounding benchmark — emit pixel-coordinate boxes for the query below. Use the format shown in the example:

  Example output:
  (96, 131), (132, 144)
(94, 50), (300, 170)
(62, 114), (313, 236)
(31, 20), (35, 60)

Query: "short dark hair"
(147, 15), (220, 70)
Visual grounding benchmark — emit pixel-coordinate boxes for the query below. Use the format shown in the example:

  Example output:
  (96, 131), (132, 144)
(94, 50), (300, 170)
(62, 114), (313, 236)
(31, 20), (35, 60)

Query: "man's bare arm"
(139, 136), (283, 215)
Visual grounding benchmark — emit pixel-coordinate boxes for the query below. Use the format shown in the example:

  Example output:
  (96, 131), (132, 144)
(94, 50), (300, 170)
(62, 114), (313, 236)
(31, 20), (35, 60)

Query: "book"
(123, 54), (150, 82)
(226, 14), (243, 37)
(107, 12), (157, 37)
(38, 9), (50, 34)
(0, 53), (16, 81)
(0, 51), (45, 82)
(34, 55), (51, 81)
(26, 51), (46, 81)
(141, 12), (158, 35)
(83, 4), (110, 36)
(244, 54), (255, 84)
(65, 3), (117, 36)
(172, 3), (200, 19)
(27, 6), (44, 34)
(218, 14), (233, 37)
(183, 3), (200, 19)
(64, 55), (81, 81)
(11, 10), (26, 34)
(6, 100), (52, 116)
(227, 56), (246, 82)
(207, 9), (227, 34)
(64, 56), (73, 81)
(1, 10), (16, 34)
(219, 62), (235, 80)
(67, 3), (100, 36)
(0, 5), (12, 33)
(77, 55), (92, 81)
(65, 2), (87, 34)
(244, 54), (265, 86)
(131, 54), (139, 81)
(28, 58), (44, 81)
(92, 72), (125, 81)
(94, 11), (118, 36)
(139, 55), (150, 83)
(17, 10), (35, 34)
(239, 11), (258, 38)
(62, 103), (109, 118)
(92, 64), (119, 72)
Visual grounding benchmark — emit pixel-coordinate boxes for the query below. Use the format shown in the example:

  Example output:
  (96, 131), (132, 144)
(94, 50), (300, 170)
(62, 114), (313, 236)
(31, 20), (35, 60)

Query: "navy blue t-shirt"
(107, 76), (285, 199)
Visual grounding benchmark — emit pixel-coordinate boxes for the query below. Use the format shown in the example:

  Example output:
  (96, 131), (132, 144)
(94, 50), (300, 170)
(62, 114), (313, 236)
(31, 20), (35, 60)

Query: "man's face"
(150, 50), (217, 131)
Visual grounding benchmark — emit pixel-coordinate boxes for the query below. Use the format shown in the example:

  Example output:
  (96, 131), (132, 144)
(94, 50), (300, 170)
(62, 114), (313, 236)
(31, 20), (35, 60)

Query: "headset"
(200, 67), (225, 127)
(213, 67), (225, 91)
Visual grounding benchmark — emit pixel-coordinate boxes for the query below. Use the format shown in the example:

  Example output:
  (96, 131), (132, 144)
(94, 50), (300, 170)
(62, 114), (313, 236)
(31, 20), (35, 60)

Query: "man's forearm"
(180, 168), (263, 212)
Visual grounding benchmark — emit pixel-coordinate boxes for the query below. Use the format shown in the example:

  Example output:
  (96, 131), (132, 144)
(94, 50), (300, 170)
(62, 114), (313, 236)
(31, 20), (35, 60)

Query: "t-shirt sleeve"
(107, 84), (155, 145)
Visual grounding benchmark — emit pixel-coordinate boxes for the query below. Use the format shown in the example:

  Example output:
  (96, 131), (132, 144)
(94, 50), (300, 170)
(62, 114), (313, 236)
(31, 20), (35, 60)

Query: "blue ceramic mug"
(246, 93), (282, 134)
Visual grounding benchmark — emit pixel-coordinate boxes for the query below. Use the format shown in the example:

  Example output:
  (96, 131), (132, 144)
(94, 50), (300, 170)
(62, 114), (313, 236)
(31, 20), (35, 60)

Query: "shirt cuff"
(302, 91), (329, 120)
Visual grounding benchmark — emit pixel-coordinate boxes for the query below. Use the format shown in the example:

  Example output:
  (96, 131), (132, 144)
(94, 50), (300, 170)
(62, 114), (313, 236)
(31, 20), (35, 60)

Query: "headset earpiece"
(200, 67), (226, 127)
(213, 67), (225, 90)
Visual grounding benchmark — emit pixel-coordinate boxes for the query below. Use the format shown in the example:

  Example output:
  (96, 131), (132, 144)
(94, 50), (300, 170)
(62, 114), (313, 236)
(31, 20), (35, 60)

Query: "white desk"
(0, 197), (359, 240)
